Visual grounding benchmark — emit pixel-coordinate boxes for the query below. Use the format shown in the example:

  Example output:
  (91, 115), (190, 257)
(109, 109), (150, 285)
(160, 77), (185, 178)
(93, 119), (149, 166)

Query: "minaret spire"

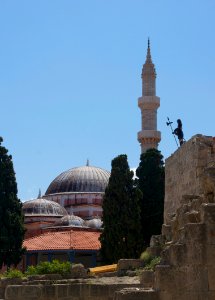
(146, 38), (152, 63)
(137, 40), (161, 153)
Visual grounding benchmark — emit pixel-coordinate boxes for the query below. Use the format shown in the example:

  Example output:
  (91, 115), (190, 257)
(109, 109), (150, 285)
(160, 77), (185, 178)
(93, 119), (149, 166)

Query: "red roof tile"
(23, 230), (101, 251)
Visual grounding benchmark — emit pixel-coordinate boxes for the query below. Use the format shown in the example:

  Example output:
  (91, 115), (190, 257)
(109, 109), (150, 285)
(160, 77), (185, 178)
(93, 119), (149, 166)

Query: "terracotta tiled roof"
(23, 230), (101, 251)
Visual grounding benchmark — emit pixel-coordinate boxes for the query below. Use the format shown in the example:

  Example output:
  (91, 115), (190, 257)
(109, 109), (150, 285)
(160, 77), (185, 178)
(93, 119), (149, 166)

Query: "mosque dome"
(54, 214), (85, 227)
(23, 198), (68, 217)
(45, 165), (110, 195)
(85, 218), (103, 229)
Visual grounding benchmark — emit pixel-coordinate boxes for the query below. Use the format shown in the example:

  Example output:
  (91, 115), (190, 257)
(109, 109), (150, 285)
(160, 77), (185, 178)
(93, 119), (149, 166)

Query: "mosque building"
(22, 40), (160, 268)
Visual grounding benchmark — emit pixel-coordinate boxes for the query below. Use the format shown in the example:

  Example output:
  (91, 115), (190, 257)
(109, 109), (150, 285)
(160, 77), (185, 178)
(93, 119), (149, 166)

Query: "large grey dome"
(23, 198), (68, 217)
(45, 165), (110, 194)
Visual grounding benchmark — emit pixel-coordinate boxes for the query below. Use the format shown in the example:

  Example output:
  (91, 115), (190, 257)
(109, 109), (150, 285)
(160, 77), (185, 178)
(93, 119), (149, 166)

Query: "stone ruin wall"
(3, 134), (215, 300)
(164, 134), (215, 224)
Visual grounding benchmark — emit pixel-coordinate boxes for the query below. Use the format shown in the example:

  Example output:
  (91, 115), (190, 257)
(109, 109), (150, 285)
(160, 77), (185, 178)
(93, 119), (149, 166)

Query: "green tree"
(136, 149), (165, 248)
(100, 154), (142, 264)
(0, 137), (25, 268)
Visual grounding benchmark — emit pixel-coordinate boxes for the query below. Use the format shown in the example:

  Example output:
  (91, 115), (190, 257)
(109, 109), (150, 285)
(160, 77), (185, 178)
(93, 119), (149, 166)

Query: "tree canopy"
(136, 148), (165, 248)
(0, 137), (25, 268)
(100, 154), (142, 263)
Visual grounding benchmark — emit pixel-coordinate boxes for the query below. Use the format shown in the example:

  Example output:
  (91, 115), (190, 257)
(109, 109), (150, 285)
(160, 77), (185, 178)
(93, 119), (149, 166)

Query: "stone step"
(114, 288), (159, 300)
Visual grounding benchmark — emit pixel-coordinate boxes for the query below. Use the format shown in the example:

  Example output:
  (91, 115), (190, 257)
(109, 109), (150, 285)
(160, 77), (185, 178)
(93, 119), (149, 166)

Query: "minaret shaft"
(137, 41), (161, 153)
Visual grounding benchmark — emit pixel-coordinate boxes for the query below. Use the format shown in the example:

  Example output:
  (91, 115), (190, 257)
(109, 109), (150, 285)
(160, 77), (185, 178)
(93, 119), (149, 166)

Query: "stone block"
(205, 224), (215, 244)
(0, 278), (23, 288)
(185, 210), (201, 223)
(97, 271), (117, 277)
(154, 265), (187, 292)
(160, 247), (170, 265)
(139, 270), (154, 288)
(0, 287), (4, 299)
(178, 227), (186, 243)
(5, 285), (21, 300)
(201, 203), (215, 224)
(190, 197), (204, 211)
(147, 246), (162, 258)
(117, 259), (144, 273)
(27, 274), (62, 281)
(114, 288), (159, 300)
(185, 242), (206, 265)
(206, 244), (215, 265)
(158, 291), (172, 300)
(5, 285), (43, 300)
(56, 284), (68, 298)
(90, 284), (109, 297)
(171, 292), (209, 300)
(67, 283), (81, 297)
(21, 285), (43, 299)
(185, 266), (208, 291)
(43, 284), (56, 298)
(162, 224), (172, 242)
(184, 223), (206, 243)
(150, 235), (165, 248)
(125, 270), (137, 277)
(108, 284), (142, 299)
(80, 284), (90, 299)
(168, 243), (187, 266)
(209, 291), (215, 299)
(208, 267), (215, 291)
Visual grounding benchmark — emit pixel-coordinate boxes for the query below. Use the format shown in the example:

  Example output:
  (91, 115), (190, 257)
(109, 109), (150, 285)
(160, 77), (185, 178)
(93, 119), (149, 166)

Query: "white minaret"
(137, 39), (161, 153)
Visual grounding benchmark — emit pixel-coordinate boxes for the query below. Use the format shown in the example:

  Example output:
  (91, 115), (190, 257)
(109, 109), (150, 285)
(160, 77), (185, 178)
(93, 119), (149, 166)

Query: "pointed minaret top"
(86, 159), (89, 166)
(141, 38), (156, 96)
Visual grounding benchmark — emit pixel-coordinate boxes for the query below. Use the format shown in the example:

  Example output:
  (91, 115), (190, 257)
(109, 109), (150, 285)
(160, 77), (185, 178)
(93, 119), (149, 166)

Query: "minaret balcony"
(138, 96), (160, 110)
(138, 130), (161, 142)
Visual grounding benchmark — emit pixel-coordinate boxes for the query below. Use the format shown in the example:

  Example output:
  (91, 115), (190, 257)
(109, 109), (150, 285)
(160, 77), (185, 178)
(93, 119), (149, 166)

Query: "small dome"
(23, 198), (68, 217)
(85, 218), (103, 229)
(45, 165), (110, 194)
(54, 214), (85, 227)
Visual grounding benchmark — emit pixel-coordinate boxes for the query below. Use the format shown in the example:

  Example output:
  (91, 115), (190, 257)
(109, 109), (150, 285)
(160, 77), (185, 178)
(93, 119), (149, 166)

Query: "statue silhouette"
(173, 119), (184, 146)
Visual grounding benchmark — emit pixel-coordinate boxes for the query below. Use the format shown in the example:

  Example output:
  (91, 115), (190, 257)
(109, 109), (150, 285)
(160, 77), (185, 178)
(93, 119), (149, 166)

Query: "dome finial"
(86, 159), (89, 166)
(37, 189), (41, 199)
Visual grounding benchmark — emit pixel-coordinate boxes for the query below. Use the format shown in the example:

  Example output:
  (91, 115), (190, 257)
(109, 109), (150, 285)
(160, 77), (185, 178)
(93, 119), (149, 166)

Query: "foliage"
(2, 268), (24, 278)
(144, 256), (161, 271)
(25, 260), (71, 276)
(140, 250), (153, 264)
(0, 137), (26, 268)
(136, 149), (165, 248)
(100, 154), (143, 264)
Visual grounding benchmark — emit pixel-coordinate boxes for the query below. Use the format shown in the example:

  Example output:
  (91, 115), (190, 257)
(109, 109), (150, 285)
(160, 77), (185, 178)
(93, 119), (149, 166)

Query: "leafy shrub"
(144, 256), (161, 271)
(25, 265), (37, 276)
(3, 269), (24, 278)
(140, 250), (153, 264)
(25, 260), (71, 276)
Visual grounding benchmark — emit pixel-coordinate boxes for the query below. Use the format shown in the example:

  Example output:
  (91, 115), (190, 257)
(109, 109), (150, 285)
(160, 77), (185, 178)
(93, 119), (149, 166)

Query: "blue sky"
(0, 0), (214, 201)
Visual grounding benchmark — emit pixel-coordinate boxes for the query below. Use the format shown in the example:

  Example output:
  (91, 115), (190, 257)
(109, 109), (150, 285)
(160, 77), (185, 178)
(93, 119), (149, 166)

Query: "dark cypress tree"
(100, 154), (142, 264)
(0, 137), (25, 268)
(136, 149), (165, 248)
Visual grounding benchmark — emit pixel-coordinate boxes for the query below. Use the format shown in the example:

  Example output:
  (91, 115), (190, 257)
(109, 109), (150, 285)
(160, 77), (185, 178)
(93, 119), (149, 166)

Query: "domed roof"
(85, 218), (103, 229)
(45, 165), (110, 194)
(23, 198), (68, 217)
(54, 214), (85, 227)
